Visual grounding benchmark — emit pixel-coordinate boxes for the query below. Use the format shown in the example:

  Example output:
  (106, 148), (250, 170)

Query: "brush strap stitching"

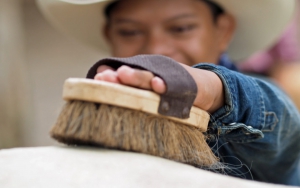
(86, 54), (198, 119)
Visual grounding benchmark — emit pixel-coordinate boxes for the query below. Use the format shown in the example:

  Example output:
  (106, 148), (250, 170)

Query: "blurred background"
(0, 0), (105, 148)
(0, 0), (300, 149)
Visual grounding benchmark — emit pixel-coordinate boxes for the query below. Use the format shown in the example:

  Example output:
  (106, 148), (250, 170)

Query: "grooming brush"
(51, 55), (219, 168)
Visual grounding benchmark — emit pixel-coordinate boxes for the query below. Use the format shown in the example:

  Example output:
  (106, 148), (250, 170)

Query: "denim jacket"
(193, 56), (300, 186)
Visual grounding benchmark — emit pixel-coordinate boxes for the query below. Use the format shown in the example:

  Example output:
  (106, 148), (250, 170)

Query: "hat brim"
(36, 0), (295, 61)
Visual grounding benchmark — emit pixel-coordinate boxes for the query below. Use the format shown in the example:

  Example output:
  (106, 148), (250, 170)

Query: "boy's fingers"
(94, 69), (120, 83)
(95, 65), (166, 94)
(117, 65), (156, 90)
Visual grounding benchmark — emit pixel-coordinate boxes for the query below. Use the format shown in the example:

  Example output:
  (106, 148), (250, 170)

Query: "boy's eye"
(117, 29), (142, 37)
(170, 25), (197, 33)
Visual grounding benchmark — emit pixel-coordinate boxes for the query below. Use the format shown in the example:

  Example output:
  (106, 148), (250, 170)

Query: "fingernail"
(154, 77), (163, 85)
(95, 73), (103, 80)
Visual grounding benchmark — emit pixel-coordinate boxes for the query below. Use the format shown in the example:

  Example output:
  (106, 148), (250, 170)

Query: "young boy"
(38, 0), (300, 185)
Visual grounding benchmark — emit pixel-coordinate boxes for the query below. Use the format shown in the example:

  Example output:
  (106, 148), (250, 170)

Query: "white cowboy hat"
(36, 0), (296, 61)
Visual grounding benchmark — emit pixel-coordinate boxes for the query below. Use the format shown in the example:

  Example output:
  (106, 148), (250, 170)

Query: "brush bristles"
(51, 100), (219, 168)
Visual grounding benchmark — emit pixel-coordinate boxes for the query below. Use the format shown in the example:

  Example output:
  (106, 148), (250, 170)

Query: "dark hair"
(202, 0), (225, 22)
(104, 1), (119, 21)
(104, 0), (225, 23)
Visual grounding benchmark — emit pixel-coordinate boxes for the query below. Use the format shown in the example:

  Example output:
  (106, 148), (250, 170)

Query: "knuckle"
(97, 65), (114, 73)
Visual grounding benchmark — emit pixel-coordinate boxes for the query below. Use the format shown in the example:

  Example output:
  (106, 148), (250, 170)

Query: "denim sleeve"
(193, 63), (300, 185)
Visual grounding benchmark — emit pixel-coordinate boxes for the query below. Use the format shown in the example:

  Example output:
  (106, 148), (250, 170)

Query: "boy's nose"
(141, 33), (174, 57)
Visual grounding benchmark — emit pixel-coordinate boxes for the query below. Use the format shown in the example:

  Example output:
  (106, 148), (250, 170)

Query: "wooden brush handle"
(62, 78), (210, 131)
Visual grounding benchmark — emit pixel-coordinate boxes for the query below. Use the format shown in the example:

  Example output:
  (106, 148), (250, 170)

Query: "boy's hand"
(95, 65), (166, 94)
(94, 64), (224, 113)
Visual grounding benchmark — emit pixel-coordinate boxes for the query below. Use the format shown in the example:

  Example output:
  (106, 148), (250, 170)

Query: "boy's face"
(104, 0), (235, 66)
